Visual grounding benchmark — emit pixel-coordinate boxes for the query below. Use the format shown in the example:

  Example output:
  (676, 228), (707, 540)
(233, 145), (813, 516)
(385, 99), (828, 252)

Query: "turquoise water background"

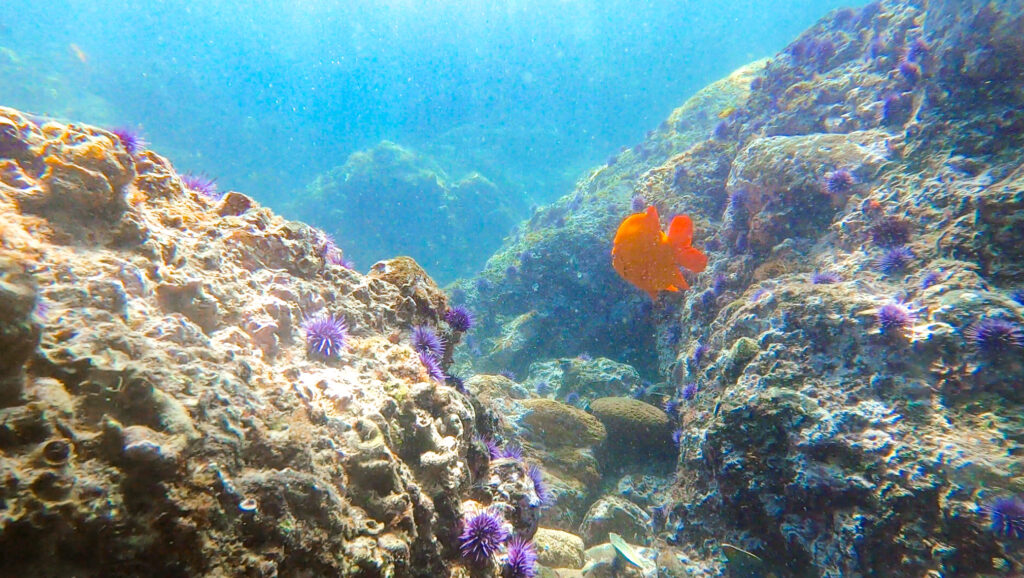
(1, 0), (859, 214)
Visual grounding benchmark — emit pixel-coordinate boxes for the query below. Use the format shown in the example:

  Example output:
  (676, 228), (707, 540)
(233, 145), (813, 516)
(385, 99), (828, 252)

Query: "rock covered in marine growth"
(579, 495), (651, 547)
(589, 397), (674, 464)
(0, 107), (517, 577)
(527, 355), (643, 400)
(519, 398), (606, 449)
(532, 527), (586, 569)
(456, 1), (1024, 576)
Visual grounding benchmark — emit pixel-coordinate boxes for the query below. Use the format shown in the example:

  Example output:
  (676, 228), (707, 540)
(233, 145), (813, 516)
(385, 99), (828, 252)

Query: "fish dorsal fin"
(668, 214), (693, 247)
(644, 205), (661, 230)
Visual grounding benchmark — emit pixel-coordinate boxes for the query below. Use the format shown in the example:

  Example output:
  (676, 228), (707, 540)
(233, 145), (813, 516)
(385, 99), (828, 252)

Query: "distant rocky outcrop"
(295, 141), (526, 285)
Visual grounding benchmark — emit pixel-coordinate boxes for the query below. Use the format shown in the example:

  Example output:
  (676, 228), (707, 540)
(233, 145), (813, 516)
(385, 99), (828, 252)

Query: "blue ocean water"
(0, 0), (859, 212)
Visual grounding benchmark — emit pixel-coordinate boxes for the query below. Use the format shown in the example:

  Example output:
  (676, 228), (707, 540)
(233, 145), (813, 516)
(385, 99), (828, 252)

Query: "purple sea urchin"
(712, 273), (728, 295)
(420, 352), (445, 382)
(882, 93), (913, 126)
(459, 510), (508, 564)
(499, 444), (524, 461)
(446, 373), (467, 393)
(534, 381), (553, 396)
(982, 496), (1024, 539)
(302, 314), (348, 359)
(663, 398), (680, 418)
(964, 318), (1024, 358)
(181, 172), (220, 200)
(920, 271), (942, 289)
(811, 270), (841, 284)
(906, 37), (930, 61)
(502, 537), (538, 578)
(870, 216), (913, 248)
(444, 305), (475, 333)
(327, 251), (354, 269)
(109, 126), (147, 155)
(1011, 289), (1024, 306)
(681, 382), (698, 401)
(874, 246), (915, 275)
(726, 189), (748, 215)
(823, 169), (856, 195)
(478, 436), (501, 459)
(691, 342), (708, 367)
(712, 120), (730, 140)
(877, 302), (914, 333)
(411, 325), (445, 358)
(527, 464), (551, 507)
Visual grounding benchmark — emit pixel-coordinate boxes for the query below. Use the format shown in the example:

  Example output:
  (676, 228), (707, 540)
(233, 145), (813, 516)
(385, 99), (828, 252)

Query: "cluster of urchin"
(458, 509), (538, 578)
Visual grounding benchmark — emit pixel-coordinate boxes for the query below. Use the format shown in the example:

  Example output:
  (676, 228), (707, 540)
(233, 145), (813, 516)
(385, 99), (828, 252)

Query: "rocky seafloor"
(2, 0), (1024, 577)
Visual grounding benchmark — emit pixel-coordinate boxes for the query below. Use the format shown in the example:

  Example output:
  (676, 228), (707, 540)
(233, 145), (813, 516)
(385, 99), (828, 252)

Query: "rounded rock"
(589, 397), (674, 460)
(533, 527), (585, 569)
(521, 398), (607, 449)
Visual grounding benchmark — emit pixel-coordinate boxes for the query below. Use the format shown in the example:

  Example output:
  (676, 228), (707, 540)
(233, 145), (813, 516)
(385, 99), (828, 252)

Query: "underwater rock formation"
(453, 61), (763, 379)
(457, 1), (1024, 575)
(0, 109), (528, 577)
(589, 397), (674, 466)
(296, 141), (526, 285)
(3, 0), (1024, 576)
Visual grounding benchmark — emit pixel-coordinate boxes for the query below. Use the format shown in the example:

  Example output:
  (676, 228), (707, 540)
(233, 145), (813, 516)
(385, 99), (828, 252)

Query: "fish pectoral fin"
(675, 246), (708, 273)
(671, 269), (691, 291)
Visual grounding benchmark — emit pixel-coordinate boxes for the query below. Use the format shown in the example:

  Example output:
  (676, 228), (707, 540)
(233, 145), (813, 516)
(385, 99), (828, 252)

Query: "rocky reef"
(0, 111), (549, 577)
(456, 0), (1024, 575)
(294, 141), (526, 285)
(3, 0), (1024, 576)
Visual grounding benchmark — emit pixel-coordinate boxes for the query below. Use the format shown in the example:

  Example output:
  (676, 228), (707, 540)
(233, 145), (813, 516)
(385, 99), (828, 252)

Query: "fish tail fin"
(669, 214), (708, 273)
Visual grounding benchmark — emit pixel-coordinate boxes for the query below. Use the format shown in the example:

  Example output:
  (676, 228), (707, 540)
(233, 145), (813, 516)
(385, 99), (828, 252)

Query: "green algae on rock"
(588, 397), (674, 462)
(520, 398), (607, 449)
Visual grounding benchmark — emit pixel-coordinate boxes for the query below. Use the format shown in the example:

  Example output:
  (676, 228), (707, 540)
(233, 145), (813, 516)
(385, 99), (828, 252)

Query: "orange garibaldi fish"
(612, 205), (708, 300)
